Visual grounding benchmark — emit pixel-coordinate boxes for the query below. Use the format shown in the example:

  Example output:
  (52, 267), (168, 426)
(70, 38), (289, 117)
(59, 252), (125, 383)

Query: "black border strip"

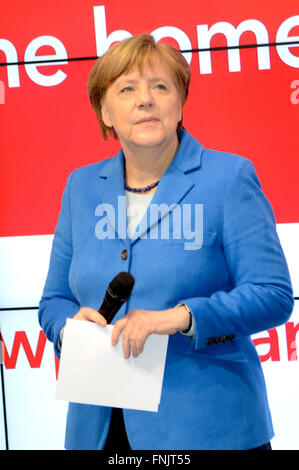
(0, 339), (9, 450)
(0, 307), (39, 311)
(0, 40), (299, 67)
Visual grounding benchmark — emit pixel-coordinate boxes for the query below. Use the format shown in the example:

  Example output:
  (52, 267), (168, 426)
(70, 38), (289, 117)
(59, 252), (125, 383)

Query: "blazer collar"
(97, 130), (205, 244)
(98, 129), (204, 178)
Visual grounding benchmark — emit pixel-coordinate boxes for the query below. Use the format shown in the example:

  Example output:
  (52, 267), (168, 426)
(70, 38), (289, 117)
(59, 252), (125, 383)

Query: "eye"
(120, 86), (134, 93)
(154, 83), (167, 90)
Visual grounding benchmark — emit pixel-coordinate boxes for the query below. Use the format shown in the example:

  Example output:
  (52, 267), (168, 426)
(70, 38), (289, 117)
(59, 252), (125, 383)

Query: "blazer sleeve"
(38, 171), (80, 358)
(179, 158), (294, 350)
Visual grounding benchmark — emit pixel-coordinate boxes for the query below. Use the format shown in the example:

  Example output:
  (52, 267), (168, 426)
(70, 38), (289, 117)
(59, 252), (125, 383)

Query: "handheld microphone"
(98, 272), (135, 323)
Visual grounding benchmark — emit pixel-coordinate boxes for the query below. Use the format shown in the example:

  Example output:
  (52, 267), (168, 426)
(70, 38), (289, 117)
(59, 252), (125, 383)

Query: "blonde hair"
(87, 34), (191, 140)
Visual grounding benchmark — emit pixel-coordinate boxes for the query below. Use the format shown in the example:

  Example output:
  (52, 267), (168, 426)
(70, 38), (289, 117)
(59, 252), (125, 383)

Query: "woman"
(39, 34), (294, 450)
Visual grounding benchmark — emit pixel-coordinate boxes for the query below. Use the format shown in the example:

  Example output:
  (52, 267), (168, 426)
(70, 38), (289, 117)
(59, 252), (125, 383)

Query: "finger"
(111, 318), (127, 347)
(73, 307), (107, 327)
(132, 327), (145, 358)
(93, 311), (107, 327)
(125, 323), (149, 359)
(84, 308), (107, 326)
(122, 322), (135, 359)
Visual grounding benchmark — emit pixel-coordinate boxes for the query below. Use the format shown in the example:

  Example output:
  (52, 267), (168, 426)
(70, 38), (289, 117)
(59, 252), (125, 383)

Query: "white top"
(125, 190), (155, 238)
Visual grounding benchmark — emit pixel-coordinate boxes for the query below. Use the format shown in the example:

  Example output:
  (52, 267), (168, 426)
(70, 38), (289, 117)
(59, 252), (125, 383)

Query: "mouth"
(135, 117), (159, 125)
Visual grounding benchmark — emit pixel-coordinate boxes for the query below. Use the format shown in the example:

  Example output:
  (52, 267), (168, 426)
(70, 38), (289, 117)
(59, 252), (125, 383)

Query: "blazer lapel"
(130, 166), (194, 244)
(97, 149), (129, 245)
(130, 130), (205, 244)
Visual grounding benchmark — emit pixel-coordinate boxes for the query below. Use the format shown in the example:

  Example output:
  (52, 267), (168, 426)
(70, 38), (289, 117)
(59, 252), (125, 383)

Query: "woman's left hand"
(111, 306), (190, 359)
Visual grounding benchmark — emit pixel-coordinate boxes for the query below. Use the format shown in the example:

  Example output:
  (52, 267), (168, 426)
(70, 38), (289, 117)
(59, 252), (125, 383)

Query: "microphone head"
(109, 272), (135, 300)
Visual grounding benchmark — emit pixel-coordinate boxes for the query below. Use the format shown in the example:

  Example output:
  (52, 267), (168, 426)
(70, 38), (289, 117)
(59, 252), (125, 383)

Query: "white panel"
(0, 224), (297, 309)
(0, 235), (53, 308)
(0, 309), (67, 450)
(277, 223), (299, 297)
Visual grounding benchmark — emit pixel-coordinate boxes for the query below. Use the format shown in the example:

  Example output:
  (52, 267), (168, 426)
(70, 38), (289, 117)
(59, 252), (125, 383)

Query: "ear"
(177, 103), (183, 125)
(101, 100), (113, 128)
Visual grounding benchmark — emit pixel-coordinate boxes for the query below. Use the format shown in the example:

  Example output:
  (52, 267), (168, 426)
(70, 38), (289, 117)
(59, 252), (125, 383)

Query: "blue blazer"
(39, 129), (294, 450)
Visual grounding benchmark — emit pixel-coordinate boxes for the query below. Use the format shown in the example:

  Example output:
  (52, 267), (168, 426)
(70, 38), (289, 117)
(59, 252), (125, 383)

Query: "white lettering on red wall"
(0, 7), (299, 87)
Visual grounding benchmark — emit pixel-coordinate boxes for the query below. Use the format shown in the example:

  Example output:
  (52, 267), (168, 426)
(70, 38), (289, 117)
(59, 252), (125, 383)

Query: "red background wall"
(1, 0), (298, 236)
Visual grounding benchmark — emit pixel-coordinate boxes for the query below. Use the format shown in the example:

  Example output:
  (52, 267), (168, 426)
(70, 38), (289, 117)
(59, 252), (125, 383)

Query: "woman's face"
(101, 57), (182, 153)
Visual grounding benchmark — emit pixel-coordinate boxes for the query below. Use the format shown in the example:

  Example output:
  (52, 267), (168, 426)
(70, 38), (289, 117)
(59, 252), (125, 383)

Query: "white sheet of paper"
(56, 319), (169, 412)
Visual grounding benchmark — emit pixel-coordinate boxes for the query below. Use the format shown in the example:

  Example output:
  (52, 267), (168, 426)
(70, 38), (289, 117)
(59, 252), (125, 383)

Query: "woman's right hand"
(73, 307), (107, 327)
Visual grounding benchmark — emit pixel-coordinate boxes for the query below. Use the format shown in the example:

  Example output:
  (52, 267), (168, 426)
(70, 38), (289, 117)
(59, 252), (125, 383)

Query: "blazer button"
(120, 249), (128, 260)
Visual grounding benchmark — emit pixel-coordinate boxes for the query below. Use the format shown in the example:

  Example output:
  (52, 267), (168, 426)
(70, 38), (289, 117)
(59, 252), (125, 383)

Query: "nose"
(136, 84), (153, 108)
